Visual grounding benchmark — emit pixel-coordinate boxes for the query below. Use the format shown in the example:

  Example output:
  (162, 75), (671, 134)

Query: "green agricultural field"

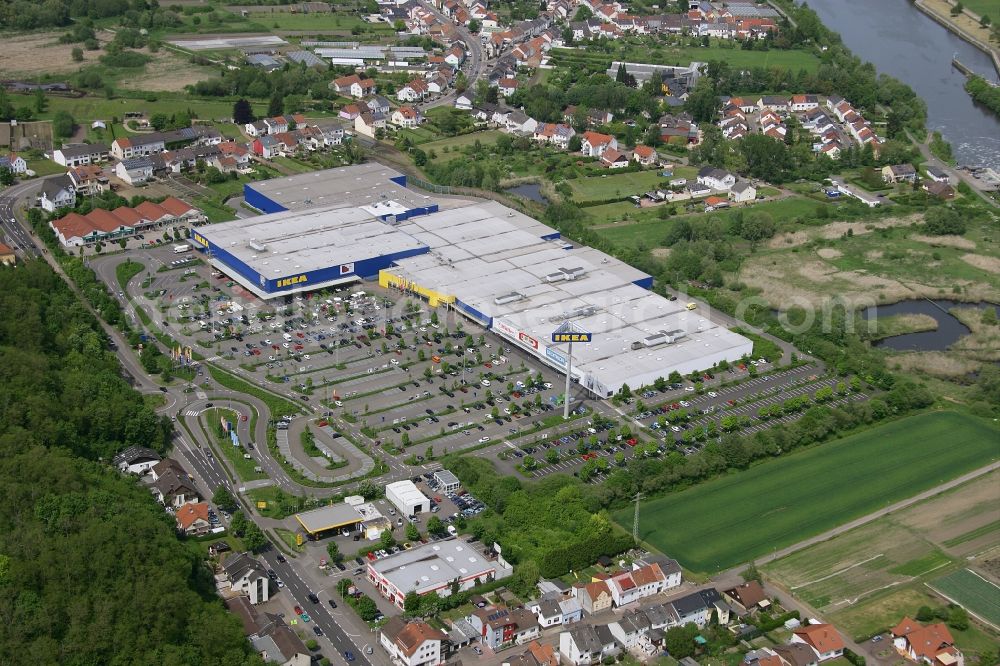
(930, 568), (1000, 627)
(550, 45), (821, 72)
(238, 11), (393, 32)
(11, 93), (248, 124)
(421, 129), (507, 154)
(614, 411), (1000, 573)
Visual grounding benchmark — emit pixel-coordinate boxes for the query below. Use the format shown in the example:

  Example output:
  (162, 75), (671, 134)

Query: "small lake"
(862, 299), (999, 351)
(505, 182), (548, 203)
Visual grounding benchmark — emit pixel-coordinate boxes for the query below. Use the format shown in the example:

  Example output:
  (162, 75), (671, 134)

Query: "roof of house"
(633, 144), (656, 158)
(40, 174), (75, 198)
(498, 78), (519, 88)
(526, 640), (558, 666)
(223, 551), (267, 583)
(601, 148), (628, 164)
(392, 620), (447, 656)
(0, 242), (12, 255)
(793, 623), (845, 654)
(537, 598), (562, 618)
(153, 469), (196, 499)
(159, 196), (195, 217)
(176, 502), (211, 530)
(731, 180), (755, 194)
(773, 643), (818, 666)
(568, 625), (603, 654)
(112, 445), (161, 466)
(724, 580), (766, 606)
(584, 580), (611, 600)
(582, 131), (614, 147)
(135, 200), (170, 221)
(56, 142), (110, 158)
(698, 165), (731, 180)
(892, 617), (957, 662)
(631, 563), (665, 586)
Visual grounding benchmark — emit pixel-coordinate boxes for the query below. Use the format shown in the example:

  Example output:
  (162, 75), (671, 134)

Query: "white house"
(530, 599), (564, 628)
(505, 110), (538, 135)
(51, 143), (110, 167)
(398, 79), (430, 102)
(497, 78), (520, 98)
(39, 175), (77, 212)
(115, 157), (155, 185)
(455, 94), (473, 110)
(380, 617), (447, 666)
(891, 618), (964, 666)
(112, 446), (162, 475)
(696, 166), (736, 190)
(729, 180), (757, 203)
(223, 552), (271, 605)
(176, 501), (213, 536)
(354, 112), (385, 139)
(0, 153), (28, 174)
(560, 625), (614, 666)
(791, 624), (845, 662)
(391, 106), (423, 129)
(580, 131), (617, 158)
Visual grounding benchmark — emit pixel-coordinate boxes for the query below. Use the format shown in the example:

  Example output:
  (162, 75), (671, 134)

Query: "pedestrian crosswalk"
(184, 409), (200, 417)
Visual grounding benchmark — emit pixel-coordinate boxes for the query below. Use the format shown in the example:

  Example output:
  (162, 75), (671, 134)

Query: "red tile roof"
(176, 502), (210, 530)
(794, 624), (845, 654)
(158, 196), (194, 217)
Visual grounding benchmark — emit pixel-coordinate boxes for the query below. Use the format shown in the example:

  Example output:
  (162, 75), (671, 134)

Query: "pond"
(862, 299), (999, 351)
(505, 182), (548, 204)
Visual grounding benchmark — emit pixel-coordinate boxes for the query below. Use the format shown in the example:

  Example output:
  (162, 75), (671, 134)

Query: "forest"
(0, 260), (261, 665)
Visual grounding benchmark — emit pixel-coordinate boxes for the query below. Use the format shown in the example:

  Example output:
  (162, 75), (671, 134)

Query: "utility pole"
(632, 491), (643, 543)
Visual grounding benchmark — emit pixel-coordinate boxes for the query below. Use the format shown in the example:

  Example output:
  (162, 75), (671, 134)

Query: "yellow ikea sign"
(277, 275), (307, 288)
(552, 333), (593, 343)
(192, 233), (209, 247)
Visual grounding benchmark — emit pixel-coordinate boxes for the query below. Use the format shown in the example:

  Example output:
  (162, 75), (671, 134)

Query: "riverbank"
(914, 0), (1000, 77)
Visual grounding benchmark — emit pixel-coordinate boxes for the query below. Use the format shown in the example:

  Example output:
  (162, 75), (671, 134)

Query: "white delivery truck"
(173, 244), (191, 254)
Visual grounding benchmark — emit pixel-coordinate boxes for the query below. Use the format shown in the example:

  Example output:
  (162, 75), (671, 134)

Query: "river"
(802, 0), (1000, 170)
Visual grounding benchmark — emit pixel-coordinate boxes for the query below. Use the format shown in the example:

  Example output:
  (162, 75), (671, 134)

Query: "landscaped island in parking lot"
(614, 410), (1000, 573)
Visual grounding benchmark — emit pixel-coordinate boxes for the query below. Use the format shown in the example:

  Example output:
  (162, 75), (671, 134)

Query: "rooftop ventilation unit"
(631, 329), (688, 349)
(550, 305), (598, 322)
(545, 266), (587, 283)
(248, 240), (267, 252)
(494, 292), (524, 306)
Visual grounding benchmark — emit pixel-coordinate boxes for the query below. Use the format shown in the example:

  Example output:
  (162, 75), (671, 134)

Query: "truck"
(173, 244), (191, 254)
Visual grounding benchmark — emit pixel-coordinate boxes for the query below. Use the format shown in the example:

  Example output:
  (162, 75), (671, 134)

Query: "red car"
(296, 332), (305, 338)
(272, 344), (280, 350)
(294, 605), (303, 615)
(484, 363), (492, 368)
(727, 399), (736, 406)
(512, 391), (522, 398)
(626, 438), (637, 446)
(294, 344), (304, 351)
(241, 414), (248, 422)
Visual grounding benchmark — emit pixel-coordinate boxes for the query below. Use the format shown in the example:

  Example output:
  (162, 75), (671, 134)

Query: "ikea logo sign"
(192, 233), (209, 247)
(276, 275), (307, 288)
(552, 332), (592, 343)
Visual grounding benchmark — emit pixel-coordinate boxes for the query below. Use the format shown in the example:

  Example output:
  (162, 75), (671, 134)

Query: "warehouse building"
(368, 538), (513, 608)
(386, 480), (430, 517)
(194, 165), (753, 395)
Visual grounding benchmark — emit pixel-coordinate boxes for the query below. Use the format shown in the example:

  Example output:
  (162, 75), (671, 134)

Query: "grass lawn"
(397, 126), (442, 145)
(11, 93), (246, 123)
(566, 168), (697, 203)
(26, 158), (68, 177)
(614, 411), (1000, 573)
(271, 156), (317, 174)
(239, 10), (393, 32)
(204, 407), (267, 481)
(421, 130), (506, 156)
(930, 568), (1000, 627)
(552, 45), (821, 72)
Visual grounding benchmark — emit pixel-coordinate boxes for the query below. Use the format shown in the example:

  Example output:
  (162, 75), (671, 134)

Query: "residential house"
(882, 163), (917, 183)
(52, 143), (110, 167)
(632, 144), (658, 166)
(455, 94), (473, 110)
(575, 580), (613, 615)
(444, 46), (465, 67)
(505, 110), (538, 135)
(558, 596), (583, 624)
(252, 135), (283, 159)
(112, 445), (162, 475)
(468, 606), (540, 650)
(791, 624), (845, 662)
(68, 165), (109, 195)
(426, 73), (451, 95)
(0, 243), (14, 266)
(115, 156), (156, 185)
(774, 643), (820, 666)
(380, 617), (448, 666)
(607, 570), (642, 606)
(399, 79), (430, 102)
(224, 552), (271, 605)
(722, 580), (769, 613)
(697, 166), (736, 190)
(367, 96), (392, 116)
(532, 599), (565, 628)
(245, 120), (270, 137)
(0, 153), (27, 174)
(517, 641), (560, 666)
(728, 181), (757, 203)
(218, 142), (252, 168)
(533, 123), (575, 150)
(923, 180), (956, 200)
(668, 588), (725, 628)
(790, 94), (820, 112)
(111, 134), (166, 160)
(580, 131), (617, 158)
(332, 74), (376, 98)
(924, 166), (951, 183)
(609, 611), (651, 650)
(355, 112), (385, 139)
(391, 106), (423, 128)
(757, 95), (789, 112)
(559, 626), (606, 666)
(225, 596), (310, 664)
(151, 458), (200, 508)
(340, 103), (363, 121)
(176, 501), (212, 536)
(633, 556), (682, 590)
(498, 78), (520, 98)
(891, 617), (964, 666)
(600, 148), (629, 168)
(39, 175), (76, 212)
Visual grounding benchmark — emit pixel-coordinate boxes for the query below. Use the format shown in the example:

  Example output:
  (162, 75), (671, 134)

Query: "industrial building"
(433, 469), (461, 494)
(386, 480), (431, 517)
(367, 538), (513, 608)
(193, 165), (753, 396)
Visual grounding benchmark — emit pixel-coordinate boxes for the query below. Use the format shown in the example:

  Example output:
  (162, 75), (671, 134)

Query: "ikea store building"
(193, 165), (752, 396)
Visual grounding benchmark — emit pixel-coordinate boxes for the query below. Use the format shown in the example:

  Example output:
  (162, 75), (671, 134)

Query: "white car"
(268, 355), (276, 361)
(478, 436), (491, 443)
(684, 386), (695, 392)
(543, 382), (552, 389)
(481, 379), (491, 387)
(671, 426), (681, 432)
(390, 358), (399, 365)
(282, 343), (290, 348)
(264, 339), (272, 345)
(334, 400), (343, 407)
(707, 391), (718, 398)
(303, 354), (310, 360)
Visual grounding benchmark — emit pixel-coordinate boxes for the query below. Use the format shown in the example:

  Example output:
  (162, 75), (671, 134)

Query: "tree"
(427, 515), (446, 536)
(52, 110), (75, 138)
(742, 561), (762, 583)
(381, 529), (396, 549)
(619, 383), (632, 400)
(684, 79), (719, 123)
(212, 486), (237, 513)
(924, 207), (966, 235)
(0, 167), (14, 186)
(664, 625), (698, 659)
(403, 590), (421, 614)
(947, 606), (969, 631)
(916, 606), (935, 622)
(149, 113), (169, 131)
(406, 522), (420, 541)
(232, 98), (254, 125)
(268, 93), (284, 118)
(355, 595), (379, 621)
(34, 88), (47, 114)
(468, 19), (480, 33)
(71, 46), (84, 62)
(326, 540), (342, 563)
(242, 522), (268, 552)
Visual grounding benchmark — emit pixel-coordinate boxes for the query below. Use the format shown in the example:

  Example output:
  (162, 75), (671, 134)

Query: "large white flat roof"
(370, 538), (499, 595)
(386, 480), (429, 506)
